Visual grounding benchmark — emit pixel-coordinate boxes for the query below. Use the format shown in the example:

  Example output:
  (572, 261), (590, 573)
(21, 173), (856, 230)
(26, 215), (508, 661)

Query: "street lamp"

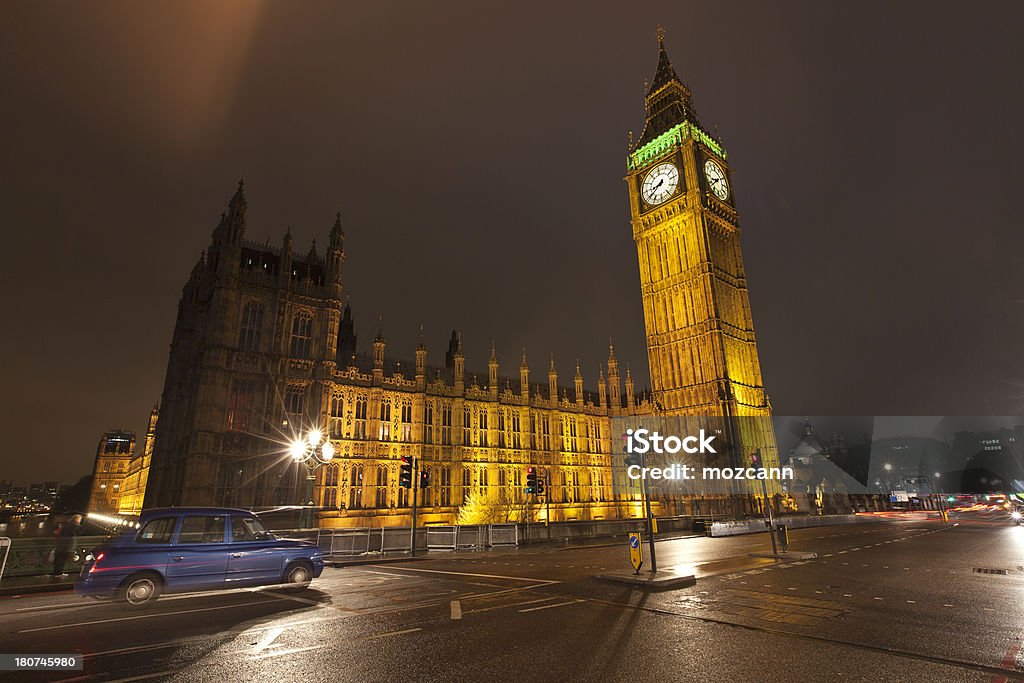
(290, 428), (335, 528)
(884, 463), (893, 472)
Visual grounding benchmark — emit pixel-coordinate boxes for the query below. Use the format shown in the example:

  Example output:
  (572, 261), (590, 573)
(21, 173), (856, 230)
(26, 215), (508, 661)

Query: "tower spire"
(637, 28), (699, 145)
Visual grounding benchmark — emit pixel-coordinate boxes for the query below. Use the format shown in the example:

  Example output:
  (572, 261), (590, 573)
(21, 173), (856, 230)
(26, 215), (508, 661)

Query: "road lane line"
(519, 599), (584, 613)
(450, 600), (462, 620)
(251, 626), (284, 653)
(18, 598), (287, 633)
(361, 565), (559, 584)
(361, 627), (422, 640)
(104, 672), (178, 682)
(465, 597), (561, 615)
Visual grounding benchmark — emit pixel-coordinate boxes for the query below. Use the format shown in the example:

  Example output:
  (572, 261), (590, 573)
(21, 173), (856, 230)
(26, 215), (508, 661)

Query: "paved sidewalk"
(0, 573), (75, 596)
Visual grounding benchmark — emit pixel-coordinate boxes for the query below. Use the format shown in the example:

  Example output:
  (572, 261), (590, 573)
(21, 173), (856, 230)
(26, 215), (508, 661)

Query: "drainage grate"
(973, 568), (1009, 575)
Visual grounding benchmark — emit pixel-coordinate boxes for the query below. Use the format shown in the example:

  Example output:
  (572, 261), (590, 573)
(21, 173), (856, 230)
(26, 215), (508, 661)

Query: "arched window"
(440, 466), (451, 507)
(354, 397), (368, 438)
(289, 313), (314, 358)
(348, 464), (363, 509)
(376, 465), (389, 508)
(329, 396), (344, 438)
(239, 302), (264, 351)
(379, 400), (392, 440)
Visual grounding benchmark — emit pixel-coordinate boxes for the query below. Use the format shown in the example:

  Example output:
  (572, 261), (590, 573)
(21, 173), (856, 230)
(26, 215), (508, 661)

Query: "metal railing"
(0, 535), (110, 579)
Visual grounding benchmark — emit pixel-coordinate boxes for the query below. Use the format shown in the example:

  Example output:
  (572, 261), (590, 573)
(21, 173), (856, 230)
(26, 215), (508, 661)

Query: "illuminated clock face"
(704, 159), (730, 201)
(641, 162), (679, 205)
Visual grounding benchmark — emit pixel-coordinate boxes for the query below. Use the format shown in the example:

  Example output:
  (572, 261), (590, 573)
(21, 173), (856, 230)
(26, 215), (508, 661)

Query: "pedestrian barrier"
(0, 535), (108, 580)
(425, 525), (458, 550)
(488, 524), (518, 546)
(0, 538), (10, 583)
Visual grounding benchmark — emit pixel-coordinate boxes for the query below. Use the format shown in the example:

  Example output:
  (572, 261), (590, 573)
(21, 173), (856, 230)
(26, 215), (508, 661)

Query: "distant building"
(87, 430), (136, 514)
(28, 483), (44, 503)
(117, 407), (159, 516)
(951, 427), (1024, 492)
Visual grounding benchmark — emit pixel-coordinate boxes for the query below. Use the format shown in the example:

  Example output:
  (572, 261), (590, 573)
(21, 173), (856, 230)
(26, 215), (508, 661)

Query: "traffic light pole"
(640, 451), (657, 573)
(545, 472), (552, 543)
(410, 459), (419, 557)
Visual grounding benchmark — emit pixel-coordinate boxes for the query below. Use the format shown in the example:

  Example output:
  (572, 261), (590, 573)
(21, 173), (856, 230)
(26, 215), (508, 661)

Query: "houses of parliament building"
(144, 34), (778, 527)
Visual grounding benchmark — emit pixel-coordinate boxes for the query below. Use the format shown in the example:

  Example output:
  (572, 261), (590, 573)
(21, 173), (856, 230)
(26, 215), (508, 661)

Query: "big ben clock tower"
(627, 30), (779, 475)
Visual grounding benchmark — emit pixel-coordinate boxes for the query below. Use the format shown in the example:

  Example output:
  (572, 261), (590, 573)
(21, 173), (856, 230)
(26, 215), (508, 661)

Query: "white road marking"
(519, 599), (584, 613)
(450, 600), (462, 620)
(465, 596), (559, 615)
(363, 566), (558, 584)
(252, 644), (324, 660)
(361, 627), (422, 640)
(104, 671), (178, 682)
(251, 627), (284, 653)
(18, 598), (288, 633)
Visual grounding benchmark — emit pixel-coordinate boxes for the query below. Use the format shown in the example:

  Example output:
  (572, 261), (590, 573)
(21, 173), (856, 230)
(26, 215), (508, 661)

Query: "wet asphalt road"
(2, 510), (1023, 682)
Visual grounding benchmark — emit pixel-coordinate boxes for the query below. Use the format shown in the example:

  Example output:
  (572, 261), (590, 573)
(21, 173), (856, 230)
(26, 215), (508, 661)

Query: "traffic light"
(536, 477), (545, 496)
(526, 466), (538, 495)
(419, 469), (430, 489)
(623, 433), (641, 468)
(399, 456), (414, 489)
(750, 449), (763, 470)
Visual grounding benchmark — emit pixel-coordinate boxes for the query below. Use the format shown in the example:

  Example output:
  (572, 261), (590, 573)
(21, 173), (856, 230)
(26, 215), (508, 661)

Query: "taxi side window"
(136, 517), (177, 544)
(177, 515), (226, 544)
(231, 516), (270, 542)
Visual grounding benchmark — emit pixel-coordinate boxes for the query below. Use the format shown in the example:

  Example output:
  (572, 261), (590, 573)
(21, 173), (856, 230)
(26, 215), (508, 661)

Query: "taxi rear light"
(88, 552), (105, 573)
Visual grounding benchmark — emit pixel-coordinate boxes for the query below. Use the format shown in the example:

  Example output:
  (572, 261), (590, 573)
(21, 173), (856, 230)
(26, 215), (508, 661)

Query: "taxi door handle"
(172, 556), (184, 561)
(231, 553), (243, 558)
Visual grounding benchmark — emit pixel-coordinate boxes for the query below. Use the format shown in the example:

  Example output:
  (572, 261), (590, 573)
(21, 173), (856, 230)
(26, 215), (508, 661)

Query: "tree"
(456, 489), (536, 525)
(456, 490), (502, 525)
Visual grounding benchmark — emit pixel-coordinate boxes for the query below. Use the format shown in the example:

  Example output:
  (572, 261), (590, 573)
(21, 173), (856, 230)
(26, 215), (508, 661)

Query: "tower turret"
(548, 355), (558, 403)
(280, 227), (294, 287)
(372, 318), (385, 384)
(574, 361), (584, 407)
(625, 364), (635, 409)
(519, 349), (529, 401)
(453, 335), (465, 393)
(607, 340), (621, 410)
(598, 365), (607, 409)
(488, 341), (499, 398)
(415, 325), (427, 390)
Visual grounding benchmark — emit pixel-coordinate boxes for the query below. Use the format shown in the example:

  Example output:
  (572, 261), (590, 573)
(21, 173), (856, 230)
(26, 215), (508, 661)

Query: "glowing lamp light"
(884, 463), (893, 472)
(289, 440), (307, 461)
(321, 440), (335, 461)
(307, 429), (322, 447)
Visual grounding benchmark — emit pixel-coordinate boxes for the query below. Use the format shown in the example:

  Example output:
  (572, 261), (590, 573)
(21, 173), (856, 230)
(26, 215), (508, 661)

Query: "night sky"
(3, 2), (1023, 485)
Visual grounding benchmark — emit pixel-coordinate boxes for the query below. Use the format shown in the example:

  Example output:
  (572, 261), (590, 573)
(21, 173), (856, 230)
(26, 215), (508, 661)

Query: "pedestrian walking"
(52, 514), (82, 578)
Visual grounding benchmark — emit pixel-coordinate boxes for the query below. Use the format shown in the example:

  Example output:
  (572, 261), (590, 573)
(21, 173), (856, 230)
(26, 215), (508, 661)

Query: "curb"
(595, 569), (697, 591)
(327, 555), (426, 568)
(0, 581), (75, 597)
(747, 551), (818, 561)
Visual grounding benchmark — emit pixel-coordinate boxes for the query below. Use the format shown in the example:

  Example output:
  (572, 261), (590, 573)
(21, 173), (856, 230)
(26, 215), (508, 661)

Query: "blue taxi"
(75, 507), (324, 606)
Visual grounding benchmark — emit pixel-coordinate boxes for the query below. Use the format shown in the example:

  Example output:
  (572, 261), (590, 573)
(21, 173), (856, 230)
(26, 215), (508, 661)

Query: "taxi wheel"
(119, 573), (163, 607)
(283, 562), (312, 589)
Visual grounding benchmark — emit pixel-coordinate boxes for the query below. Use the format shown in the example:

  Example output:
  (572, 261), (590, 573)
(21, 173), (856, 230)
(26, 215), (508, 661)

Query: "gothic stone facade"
(146, 36), (777, 525)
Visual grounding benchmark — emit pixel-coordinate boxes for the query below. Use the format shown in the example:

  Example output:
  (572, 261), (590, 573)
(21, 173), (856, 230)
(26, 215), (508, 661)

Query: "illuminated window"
(354, 397), (367, 439)
(227, 380), (255, 432)
(379, 401), (391, 440)
(289, 313), (314, 358)
(239, 302), (264, 351)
